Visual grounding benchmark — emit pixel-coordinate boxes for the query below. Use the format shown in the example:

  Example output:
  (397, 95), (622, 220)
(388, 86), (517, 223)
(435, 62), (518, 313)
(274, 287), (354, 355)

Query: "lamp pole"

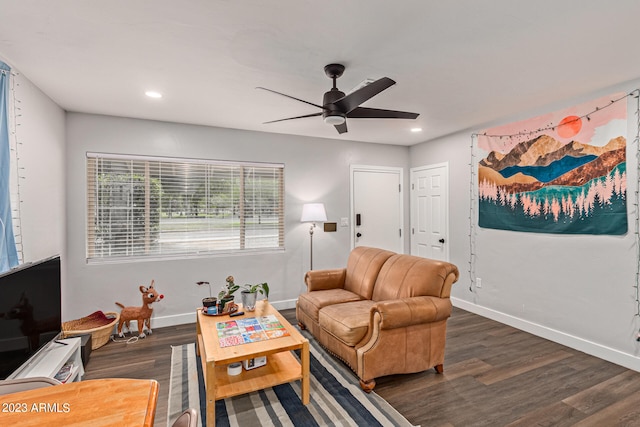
(301, 203), (327, 271)
(309, 223), (315, 270)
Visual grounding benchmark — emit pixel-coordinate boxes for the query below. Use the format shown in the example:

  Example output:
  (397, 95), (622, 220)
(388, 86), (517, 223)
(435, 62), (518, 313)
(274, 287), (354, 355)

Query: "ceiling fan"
(257, 64), (419, 134)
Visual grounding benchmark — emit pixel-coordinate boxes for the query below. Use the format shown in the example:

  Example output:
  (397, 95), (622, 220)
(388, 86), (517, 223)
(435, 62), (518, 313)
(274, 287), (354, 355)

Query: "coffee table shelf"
(212, 351), (302, 399)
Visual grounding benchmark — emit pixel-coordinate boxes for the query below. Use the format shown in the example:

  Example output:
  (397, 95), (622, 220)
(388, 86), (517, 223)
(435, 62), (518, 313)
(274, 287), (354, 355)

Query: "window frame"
(86, 152), (285, 264)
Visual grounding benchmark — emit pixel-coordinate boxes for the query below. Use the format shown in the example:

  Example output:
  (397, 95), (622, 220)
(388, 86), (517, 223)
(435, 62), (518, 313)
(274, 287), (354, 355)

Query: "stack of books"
(54, 362), (74, 383)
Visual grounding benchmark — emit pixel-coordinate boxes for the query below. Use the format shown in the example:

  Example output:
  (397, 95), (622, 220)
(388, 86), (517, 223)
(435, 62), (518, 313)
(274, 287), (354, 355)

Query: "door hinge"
(411, 183), (414, 190)
(412, 228), (415, 235)
(399, 228), (402, 237)
(399, 184), (401, 192)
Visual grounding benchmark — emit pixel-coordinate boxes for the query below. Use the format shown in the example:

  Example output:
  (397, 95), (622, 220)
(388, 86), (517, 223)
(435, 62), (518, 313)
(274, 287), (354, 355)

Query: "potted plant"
(218, 276), (240, 312)
(240, 282), (269, 312)
(196, 281), (217, 309)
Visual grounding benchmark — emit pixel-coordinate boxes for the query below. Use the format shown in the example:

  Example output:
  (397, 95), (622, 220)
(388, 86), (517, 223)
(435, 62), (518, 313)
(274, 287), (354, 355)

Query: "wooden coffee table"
(196, 300), (309, 426)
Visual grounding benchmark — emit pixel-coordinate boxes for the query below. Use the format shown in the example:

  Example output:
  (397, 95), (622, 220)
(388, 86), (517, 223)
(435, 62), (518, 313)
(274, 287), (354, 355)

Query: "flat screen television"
(0, 255), (61, 379)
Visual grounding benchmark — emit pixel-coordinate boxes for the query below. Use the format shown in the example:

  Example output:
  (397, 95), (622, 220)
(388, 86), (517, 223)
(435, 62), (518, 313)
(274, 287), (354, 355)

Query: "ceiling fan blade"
(334, 122), (348, 134)
(256, 87), (325, 110)
(332, 77), (396, 114)
(347, 107), (419, 119)
(263, 112), (323, 124)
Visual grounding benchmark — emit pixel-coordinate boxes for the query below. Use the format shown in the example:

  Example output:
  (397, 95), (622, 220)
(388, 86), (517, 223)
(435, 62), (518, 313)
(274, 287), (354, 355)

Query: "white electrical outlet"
(476, 277), (482, 288)
(340, 217), (349, 227)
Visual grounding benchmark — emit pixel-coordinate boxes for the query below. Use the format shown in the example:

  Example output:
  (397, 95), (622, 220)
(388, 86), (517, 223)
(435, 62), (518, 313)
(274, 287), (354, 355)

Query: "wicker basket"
(62, 311), (120, 350)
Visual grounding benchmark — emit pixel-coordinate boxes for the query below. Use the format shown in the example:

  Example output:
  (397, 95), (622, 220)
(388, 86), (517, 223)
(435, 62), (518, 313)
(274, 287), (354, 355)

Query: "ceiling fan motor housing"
(323, 88), (346, 122)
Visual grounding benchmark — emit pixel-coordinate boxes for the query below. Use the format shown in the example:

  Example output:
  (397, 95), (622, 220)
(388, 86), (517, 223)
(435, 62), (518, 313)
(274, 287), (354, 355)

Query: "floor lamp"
(301, 203), (327, 270)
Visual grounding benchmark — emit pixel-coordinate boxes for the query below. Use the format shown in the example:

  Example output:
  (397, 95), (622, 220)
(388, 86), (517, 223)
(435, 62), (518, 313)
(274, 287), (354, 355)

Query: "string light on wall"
(631, 90), (640, 340)
(7, 69), (24, 263)
(468, 134), (478, 292)
(475, 92), (632, 140)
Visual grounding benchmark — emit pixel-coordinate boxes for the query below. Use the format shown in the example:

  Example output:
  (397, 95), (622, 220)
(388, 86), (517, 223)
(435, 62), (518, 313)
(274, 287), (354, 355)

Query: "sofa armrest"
(304, 268), (347, 291)
(371, 296), (452, 329)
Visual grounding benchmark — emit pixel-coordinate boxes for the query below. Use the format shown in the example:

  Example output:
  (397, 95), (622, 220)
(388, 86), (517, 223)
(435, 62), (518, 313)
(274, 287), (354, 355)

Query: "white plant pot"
(241, 291), (258, 311)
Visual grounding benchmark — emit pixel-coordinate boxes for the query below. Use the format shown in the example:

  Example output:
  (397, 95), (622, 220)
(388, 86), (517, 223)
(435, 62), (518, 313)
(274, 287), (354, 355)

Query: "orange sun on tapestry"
(477, 93), (628, 235)
(556, 115), (582, 138)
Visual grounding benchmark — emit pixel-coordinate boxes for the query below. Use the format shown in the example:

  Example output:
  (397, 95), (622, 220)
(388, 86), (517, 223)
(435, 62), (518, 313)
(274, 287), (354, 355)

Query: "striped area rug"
(167, 332), (415, 426)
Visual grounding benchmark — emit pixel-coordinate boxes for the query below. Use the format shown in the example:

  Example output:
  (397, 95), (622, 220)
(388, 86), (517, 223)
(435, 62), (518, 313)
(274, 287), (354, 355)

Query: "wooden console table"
(0, 378), (158, 426)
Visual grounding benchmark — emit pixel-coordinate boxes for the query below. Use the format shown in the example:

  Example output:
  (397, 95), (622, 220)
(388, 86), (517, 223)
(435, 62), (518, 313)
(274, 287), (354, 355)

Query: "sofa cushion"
(343, 247), (395, 299)
(372, 254), (460, 301)
(297, 289), (363, 323)
(319, 300), (377, 347)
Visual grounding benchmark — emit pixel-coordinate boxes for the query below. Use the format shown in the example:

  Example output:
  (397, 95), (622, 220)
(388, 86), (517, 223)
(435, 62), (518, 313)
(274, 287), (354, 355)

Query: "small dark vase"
(202, 297), (217, 308)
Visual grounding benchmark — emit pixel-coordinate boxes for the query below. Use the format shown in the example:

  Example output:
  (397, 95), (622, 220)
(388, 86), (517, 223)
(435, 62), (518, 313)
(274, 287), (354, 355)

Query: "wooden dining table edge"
(145, 379), (160, 426)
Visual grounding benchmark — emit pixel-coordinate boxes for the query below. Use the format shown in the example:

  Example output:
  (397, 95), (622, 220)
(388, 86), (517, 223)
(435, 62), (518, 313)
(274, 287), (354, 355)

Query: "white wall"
(64, 113), (409, 325)
(10, 61), (640, 372)
(410, 79), (640, 371)
(9, 69), (66, 263)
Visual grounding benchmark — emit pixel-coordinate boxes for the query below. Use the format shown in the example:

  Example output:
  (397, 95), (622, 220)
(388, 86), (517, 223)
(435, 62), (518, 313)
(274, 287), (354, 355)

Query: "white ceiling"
(0, 1), (639, 146)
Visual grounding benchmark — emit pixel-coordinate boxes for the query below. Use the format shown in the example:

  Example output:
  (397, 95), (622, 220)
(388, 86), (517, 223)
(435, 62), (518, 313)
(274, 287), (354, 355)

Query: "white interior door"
(410, 163), (449, 261)
(351, 165), (403, 253)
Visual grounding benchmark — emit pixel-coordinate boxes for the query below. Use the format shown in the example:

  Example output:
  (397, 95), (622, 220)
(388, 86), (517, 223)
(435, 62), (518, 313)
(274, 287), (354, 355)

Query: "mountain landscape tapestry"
(477, 93), (628, 235)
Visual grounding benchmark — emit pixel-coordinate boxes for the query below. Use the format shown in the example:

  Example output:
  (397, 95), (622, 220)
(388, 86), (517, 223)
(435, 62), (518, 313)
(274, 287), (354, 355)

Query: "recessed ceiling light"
(145, 91), (162, 99)
(410, 127), (423, 133)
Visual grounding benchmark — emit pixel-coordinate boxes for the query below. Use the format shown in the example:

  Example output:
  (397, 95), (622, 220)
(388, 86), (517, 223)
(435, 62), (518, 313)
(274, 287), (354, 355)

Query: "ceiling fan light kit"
(258, 63), (419, 134)
(324, 114), (346, 125)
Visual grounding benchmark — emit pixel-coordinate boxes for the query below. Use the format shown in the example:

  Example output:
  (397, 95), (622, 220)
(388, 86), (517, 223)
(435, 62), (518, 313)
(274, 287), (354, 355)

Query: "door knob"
(439, 238), (445, 243)
(356, 232), (362, 238)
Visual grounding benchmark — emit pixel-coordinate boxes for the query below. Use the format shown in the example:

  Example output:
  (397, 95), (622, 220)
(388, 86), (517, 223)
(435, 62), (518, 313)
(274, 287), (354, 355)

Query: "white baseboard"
(122, 298), (300, 332)
(265, 298), (298, 311)
(114, 297), (640, 373)
(452, 297), (640, 372)
(108, 314), (193, 336)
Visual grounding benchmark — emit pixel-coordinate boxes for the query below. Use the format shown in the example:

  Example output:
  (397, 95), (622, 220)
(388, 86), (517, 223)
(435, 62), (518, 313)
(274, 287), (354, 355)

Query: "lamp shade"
(300, 203), (327, 223)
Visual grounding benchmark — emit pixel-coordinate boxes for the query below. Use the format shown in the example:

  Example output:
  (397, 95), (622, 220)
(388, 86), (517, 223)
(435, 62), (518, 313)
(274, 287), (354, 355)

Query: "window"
(86, 153), (284, 262)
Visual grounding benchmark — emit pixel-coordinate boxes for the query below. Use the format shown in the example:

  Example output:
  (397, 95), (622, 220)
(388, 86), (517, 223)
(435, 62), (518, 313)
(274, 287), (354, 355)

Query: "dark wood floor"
(83, 307), (640, 426)
(83, 322), (195, 427)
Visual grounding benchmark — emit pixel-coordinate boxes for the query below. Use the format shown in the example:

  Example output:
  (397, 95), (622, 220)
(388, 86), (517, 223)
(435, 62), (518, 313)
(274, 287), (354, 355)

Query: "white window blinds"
(86, 153), (284, 261)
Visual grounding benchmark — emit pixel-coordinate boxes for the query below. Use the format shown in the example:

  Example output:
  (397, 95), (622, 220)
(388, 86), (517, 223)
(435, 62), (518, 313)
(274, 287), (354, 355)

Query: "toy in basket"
(62, 310), (119, 350)
(115, 280), (164, 338)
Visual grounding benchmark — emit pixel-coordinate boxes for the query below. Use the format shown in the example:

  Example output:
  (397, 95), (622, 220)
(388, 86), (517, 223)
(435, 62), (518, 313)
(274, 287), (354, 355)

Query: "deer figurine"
(115, 280), (164, 338)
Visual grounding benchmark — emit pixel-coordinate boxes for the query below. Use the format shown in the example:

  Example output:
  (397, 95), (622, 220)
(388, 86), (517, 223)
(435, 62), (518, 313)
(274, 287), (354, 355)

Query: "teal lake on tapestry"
(499, 154), (598, 183)
(479, 163), (628, 235)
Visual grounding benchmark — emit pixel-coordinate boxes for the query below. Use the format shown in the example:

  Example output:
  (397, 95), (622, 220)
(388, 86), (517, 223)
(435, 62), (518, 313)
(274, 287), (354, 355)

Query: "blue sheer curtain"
(0, 61), (18, 272)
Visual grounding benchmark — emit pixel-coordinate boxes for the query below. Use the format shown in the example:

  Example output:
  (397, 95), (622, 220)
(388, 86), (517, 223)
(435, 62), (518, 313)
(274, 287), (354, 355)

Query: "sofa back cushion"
(344, 247), (395, 299)
(372, 254), (459, 301)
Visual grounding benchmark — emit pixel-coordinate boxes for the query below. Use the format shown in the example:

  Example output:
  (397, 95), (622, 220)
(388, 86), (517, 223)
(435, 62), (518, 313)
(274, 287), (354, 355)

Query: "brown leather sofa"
(296, 246), (459, 391)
